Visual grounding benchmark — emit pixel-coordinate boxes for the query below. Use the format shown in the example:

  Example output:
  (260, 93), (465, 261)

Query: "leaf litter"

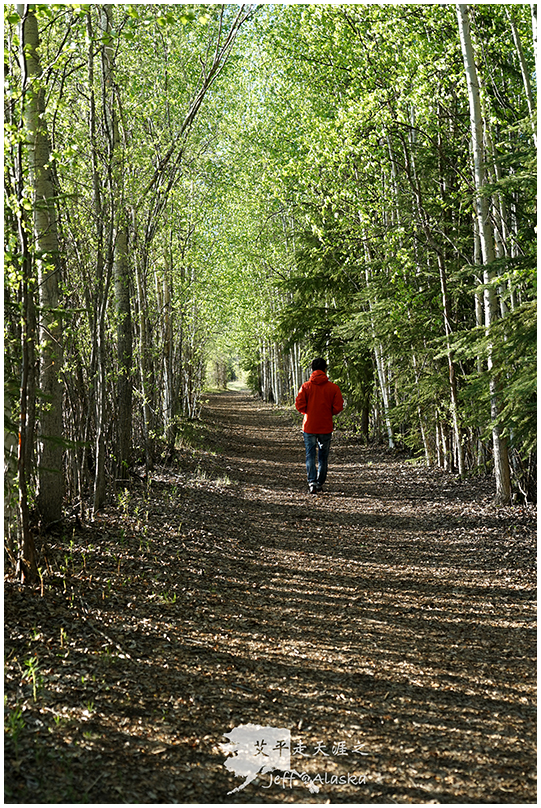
(4, 392), (536, 804)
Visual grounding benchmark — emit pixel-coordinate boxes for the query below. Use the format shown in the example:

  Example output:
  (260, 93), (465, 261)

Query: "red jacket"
(295, 370), (344, 434)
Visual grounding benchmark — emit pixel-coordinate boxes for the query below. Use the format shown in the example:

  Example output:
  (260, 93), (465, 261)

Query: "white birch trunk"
(362, 236), (395, 448)
(18, 5), (64, 525)
(506, 7), (537, 147)
(456, 3), (511, 504)
(532, 4), (538, 81)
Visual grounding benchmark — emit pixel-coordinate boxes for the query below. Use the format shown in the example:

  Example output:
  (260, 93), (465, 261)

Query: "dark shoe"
(309, 484), (318, 494)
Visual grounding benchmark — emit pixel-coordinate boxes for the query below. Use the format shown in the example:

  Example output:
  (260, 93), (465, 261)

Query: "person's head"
(311, 357), (327, 372)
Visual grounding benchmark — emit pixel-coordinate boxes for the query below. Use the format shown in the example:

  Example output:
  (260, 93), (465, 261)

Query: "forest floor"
(4, 391), (537, 805)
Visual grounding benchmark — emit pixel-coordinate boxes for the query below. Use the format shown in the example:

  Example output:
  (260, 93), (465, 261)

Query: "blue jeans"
(303, 433), (332, 487)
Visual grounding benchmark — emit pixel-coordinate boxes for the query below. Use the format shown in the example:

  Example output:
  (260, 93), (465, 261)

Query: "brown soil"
(4, 392), (537, 804)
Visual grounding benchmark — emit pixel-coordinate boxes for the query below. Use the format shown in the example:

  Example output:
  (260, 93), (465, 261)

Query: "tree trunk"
(361, 239), (395, 448)
(397, 118), (465, 476)
(100, 6), (133, 481)
(374, 343), (395, 449)
(436, 252), (465, 477)
(113, 224), (133, 479)
(456, 3), (511, 504)
(532, 4), (538, 83)
(84, 9), (110, 514)
(134, 254), (152, 471)
(18, 5), (64, 527)
(14, 171), (38, 583)
(506, 6), (536, 146)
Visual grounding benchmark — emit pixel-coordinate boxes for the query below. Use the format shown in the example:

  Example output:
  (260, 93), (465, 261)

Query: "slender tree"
(99, 5), (133, 481)
(17, 4), (64, 527)
(456, 3), (511, 504)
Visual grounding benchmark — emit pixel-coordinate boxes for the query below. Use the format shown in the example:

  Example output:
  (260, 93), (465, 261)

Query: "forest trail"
(4, 392), (536, 804)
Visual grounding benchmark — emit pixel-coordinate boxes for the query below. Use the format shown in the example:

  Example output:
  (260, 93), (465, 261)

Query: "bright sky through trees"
(4, 3), (536, 577)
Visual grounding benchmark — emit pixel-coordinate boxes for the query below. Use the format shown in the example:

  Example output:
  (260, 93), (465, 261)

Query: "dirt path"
(4, 392), (536, 804)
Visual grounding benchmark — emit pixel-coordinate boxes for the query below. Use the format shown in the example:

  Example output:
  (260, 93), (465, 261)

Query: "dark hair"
(311, 357), (327, 372)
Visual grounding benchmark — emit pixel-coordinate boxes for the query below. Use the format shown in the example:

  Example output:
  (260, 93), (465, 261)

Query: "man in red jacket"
(295, 358), (344, 494)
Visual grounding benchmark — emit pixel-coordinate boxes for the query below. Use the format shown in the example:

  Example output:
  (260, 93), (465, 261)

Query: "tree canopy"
(4, 3), (536, 578)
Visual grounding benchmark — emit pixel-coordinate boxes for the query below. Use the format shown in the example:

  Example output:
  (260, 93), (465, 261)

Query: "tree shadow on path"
(4, 392), (536, 804)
